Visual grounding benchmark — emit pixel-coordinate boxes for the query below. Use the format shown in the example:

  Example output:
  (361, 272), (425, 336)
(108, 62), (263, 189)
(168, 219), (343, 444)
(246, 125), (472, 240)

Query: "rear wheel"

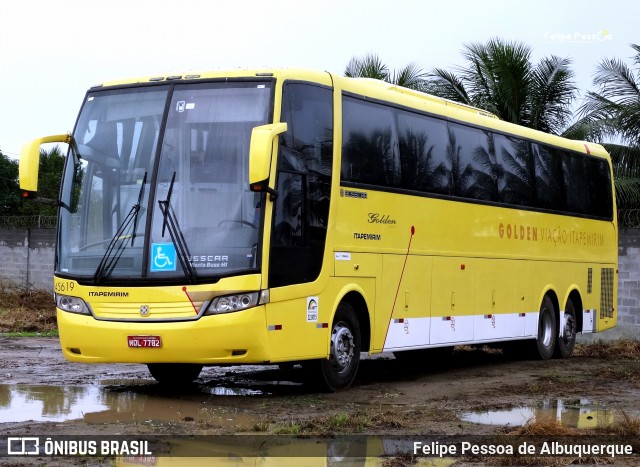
(554, 300), (577, 359)
(147, 363), (203, 385)
(531, 295), (557, 360)
(306, 302), (361, 392)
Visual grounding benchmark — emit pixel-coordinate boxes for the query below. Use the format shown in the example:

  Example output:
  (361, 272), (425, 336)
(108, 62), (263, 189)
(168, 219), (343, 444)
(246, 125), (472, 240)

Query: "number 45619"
(55, 281), (75, 293)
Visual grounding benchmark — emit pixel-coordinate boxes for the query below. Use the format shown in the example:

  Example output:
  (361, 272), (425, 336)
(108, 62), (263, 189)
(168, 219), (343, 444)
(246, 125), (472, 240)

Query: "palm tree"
(567, 44), (640, 212)
(573, 44), (640, 146)
(344, 53), (427, 90)
(426, 38), (578, 135)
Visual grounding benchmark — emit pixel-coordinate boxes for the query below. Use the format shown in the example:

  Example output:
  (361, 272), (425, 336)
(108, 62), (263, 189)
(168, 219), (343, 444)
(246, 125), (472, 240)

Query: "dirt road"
(1, 337), (639, 464)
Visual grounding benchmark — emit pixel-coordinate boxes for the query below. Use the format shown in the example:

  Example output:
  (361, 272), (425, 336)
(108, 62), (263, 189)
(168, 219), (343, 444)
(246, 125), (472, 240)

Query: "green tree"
(345, 53), (427, 90)
(426, 38), (578, 134)
(566, 44), (640, 210)
(0, 150), (21, 216)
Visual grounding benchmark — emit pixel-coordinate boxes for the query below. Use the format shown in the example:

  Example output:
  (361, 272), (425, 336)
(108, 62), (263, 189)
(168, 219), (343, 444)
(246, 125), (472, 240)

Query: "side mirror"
(19, 134), (70, 192)
(248, 123), (287, 191)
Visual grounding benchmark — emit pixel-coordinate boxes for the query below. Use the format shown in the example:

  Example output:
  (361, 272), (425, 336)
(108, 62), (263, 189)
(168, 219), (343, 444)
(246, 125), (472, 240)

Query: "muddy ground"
(1, 337), (639, 465)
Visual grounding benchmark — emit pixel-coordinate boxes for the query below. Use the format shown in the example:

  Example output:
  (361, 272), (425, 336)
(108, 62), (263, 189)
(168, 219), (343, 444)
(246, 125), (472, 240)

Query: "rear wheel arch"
(566, 289), (584, 333)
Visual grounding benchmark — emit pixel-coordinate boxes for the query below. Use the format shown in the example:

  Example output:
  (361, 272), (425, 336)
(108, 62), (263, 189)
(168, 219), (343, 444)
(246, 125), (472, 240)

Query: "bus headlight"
(55, 294), (91, 315)
(205, 292), (259, 315)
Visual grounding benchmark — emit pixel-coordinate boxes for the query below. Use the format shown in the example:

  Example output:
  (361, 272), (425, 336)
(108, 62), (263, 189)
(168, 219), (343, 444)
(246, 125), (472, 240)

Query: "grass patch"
(261, 409), (418, 435)
(610, 411), (640, 436)
(0, 280), (56, 333)
(599, 361), (640, 385)
(272, 420), (302, 435)
(251, 420), (270, 432)
(574, 339), (640, 359)
(300, 410), (414, 435)
(508, 419), (578, 436)
(329, 412), (350, 429)
(506, 411), (640, 437)
(1, 330), (58, 337)
(489, 419), (632, 466)
(537, 370), (581, 385)
(523, 370), (583, 395)
(280, 395), (326, 408)
(591, 411), (640, 436)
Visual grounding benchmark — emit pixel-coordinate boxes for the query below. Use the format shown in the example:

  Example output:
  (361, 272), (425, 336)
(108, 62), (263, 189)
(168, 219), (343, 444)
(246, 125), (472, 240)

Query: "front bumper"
(56, 305), (270, 364)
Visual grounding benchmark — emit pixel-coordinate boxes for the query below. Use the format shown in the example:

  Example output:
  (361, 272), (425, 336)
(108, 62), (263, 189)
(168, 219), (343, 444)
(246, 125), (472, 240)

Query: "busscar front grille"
(600, 268), (614, 319)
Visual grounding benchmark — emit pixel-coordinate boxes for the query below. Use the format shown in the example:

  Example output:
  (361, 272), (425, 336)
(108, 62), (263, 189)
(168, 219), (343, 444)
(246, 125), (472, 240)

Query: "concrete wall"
(0, 228), (56, 291)
(1, 227), (638, 339)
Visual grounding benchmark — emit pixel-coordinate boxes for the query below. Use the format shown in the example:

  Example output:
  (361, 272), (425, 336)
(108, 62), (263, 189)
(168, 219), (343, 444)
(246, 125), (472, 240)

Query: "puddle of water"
(0, 384), (108, 423)
(203, 386), (265, 396)
(461, 398), (613, 428)
(0, 383), (259, 426)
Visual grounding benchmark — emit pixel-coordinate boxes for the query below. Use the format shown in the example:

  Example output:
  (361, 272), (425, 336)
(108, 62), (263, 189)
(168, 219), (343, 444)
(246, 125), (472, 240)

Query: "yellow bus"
(20, 68), (617, 391)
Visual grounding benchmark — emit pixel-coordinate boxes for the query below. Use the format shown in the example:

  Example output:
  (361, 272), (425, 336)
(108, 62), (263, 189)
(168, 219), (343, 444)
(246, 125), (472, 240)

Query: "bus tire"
(308, 302), (361, 392)
(554, 300), (577, 359)
(147, 363), (203, 385)
(532, 295), (557, 360)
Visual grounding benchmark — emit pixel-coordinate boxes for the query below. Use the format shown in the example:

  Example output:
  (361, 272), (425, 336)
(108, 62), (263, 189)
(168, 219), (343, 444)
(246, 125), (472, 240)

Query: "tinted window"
(496, 135), (534, 206)
(445, 122), (496, 201)
(562, 152), (591, 215)
(270, 83), (333, 287)
(397, 111), (449, 193)
(533, 143), (564, 210)
(342, 97), (398, 186)
(588, 158), (613, 218)
(339, 95), (612, 220)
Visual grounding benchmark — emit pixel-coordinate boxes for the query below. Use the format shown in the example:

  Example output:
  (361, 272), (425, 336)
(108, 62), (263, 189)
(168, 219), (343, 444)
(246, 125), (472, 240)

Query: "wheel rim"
(562, 313), (576, 346)
(540, 310), (553, 348)
(330, 321), (354, 374)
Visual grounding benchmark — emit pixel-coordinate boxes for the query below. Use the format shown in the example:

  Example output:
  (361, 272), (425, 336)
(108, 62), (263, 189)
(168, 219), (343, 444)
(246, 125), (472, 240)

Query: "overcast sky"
(1, 0), (637, 159)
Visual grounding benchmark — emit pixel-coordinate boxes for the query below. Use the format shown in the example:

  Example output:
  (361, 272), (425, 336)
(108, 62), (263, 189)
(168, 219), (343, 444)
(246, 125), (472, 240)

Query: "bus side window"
(342, 96), (399, 187)
(533, 143), (565, 211)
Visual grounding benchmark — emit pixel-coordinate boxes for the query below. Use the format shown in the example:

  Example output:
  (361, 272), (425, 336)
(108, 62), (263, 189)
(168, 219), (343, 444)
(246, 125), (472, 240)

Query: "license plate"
(128, 335), (162, 348)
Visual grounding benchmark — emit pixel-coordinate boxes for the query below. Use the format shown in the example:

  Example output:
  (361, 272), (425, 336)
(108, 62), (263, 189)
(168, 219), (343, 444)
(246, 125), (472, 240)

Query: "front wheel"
(147, 363), (203, 386)
(554, 300), (577, 359)
(306, 302), (361, 392)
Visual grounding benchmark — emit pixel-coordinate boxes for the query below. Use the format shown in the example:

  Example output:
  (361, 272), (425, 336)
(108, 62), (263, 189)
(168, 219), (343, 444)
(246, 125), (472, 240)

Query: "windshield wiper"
(131, 172), (147, 246)
(158, 172), (198, 283)
(93, 172), (147, 284)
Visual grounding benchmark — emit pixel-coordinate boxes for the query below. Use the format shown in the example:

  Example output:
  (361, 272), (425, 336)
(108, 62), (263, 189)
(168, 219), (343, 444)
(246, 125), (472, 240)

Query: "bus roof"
(93, 68), (609, 161)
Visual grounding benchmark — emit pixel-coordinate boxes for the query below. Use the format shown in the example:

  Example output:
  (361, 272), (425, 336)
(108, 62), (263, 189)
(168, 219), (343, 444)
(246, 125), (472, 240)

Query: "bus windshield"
(57, 81), (272, 282)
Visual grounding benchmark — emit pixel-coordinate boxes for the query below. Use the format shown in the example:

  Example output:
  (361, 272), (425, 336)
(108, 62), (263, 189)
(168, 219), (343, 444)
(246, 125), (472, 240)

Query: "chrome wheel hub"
(330, 322), (354, 372)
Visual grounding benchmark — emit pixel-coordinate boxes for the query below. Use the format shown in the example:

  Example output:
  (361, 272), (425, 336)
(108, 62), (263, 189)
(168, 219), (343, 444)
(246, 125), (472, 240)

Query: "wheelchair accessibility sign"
(150, 243), (177, 272)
